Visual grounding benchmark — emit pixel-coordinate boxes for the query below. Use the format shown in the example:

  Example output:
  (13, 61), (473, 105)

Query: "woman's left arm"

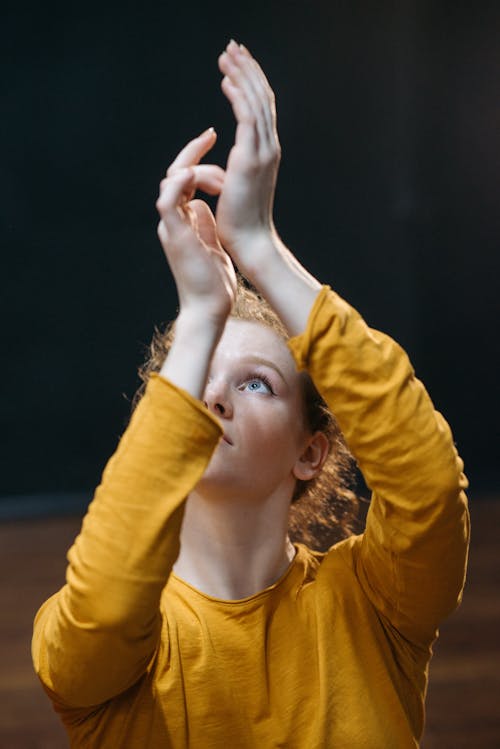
(217, 41), (470, 647)
(289, 286), (470, 646)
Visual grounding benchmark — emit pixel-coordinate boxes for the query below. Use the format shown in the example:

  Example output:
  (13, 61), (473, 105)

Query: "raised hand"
(156, 129), (236, 325)
(217, 41), (321, 336)
(156, 130), (237, 398)
(216, 40), (281, 281)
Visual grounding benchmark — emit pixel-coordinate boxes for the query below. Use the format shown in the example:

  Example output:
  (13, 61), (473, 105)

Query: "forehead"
(212, 318), (297, 375)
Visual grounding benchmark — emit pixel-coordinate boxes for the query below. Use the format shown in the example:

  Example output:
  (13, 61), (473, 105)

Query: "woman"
(32, 41), (469, 748)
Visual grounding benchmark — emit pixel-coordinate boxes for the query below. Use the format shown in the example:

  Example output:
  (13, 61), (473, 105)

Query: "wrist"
(175, 307), (227, 340)
(234, 231), (319, 294)
(230, 233), (322, 336)
(228, 227), (282, 286)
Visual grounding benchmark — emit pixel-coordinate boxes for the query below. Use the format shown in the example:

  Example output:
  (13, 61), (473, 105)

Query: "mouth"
(222, 434), (233, 445)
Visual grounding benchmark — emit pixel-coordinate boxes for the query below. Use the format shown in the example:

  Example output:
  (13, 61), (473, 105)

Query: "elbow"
(33, 588), (161, 708)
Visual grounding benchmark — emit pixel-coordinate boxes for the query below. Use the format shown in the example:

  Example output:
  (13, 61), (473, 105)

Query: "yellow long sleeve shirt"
(32, 287), (470, 748)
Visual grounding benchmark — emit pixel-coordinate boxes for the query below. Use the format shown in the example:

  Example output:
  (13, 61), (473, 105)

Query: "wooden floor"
(1, 498), (499, 747)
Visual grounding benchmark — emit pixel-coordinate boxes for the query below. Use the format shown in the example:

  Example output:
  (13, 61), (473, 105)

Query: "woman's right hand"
(156, 129), (237, 328)
(156, 130), (237, 399)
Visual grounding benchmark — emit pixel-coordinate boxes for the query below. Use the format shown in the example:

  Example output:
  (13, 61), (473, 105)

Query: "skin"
(197, 318), (312, 502)
(172, 319), (328, 599)
(156, 40), (327, 599)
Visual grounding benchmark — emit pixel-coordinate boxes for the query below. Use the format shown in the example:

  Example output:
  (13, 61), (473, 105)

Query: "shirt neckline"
(168, 544), (306, 606)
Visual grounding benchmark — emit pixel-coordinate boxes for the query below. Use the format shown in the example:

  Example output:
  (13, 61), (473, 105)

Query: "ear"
(292, 431), (330, 482)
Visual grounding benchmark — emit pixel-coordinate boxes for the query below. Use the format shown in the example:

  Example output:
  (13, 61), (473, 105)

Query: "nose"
(203, 378), (233, 418)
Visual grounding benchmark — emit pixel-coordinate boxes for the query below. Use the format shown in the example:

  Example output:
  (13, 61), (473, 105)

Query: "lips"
(222, 434), (233, 445)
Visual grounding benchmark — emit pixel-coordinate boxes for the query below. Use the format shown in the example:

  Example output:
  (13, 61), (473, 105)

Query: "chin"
(196, 464), (239, 494)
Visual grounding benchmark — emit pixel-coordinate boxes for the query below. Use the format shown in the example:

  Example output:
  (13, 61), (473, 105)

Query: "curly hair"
(133, 280), (359, 551)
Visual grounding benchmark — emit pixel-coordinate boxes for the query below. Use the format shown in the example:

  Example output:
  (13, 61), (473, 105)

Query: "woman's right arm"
(32, 132), (235, 708)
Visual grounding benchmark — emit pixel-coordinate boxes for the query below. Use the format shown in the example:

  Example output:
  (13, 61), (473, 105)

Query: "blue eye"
(240, 374), (274, 395)
(246, 379), (269, 393)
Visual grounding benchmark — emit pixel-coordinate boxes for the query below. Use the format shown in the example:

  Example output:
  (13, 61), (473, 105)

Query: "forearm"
(238, 230), (322, 336)
(160, 309), (224, 399)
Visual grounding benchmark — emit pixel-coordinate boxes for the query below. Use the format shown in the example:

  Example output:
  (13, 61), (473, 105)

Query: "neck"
(173, 488), (296, 600)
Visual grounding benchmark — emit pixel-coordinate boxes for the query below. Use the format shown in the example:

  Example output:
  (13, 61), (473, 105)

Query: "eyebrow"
(242, 356), (288, 384)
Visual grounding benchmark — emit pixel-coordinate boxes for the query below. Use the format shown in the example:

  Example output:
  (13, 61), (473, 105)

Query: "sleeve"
(32, 373), (222, 708)
(288, 286), (470, 647)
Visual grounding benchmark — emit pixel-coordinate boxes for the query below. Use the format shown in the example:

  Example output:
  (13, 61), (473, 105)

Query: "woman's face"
(196, 318), (310, 503)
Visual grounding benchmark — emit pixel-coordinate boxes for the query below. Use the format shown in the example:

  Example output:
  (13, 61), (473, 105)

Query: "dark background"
(2, 0), (499, 512)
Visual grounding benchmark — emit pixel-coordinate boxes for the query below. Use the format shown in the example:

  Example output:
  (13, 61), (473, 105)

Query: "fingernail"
(200, 127), (215, 137)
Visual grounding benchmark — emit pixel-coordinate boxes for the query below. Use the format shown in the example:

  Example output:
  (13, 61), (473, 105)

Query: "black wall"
(2, 1), (499, 507)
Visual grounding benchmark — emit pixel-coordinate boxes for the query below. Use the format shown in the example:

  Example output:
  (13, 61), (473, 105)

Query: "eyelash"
(242, 372), (275, 395)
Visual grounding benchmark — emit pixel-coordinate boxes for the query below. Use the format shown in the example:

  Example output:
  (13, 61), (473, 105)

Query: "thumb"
(189, 199), (224, 252)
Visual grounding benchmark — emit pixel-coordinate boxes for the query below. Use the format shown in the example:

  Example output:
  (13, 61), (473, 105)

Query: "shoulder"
(294, 536), (363, 593)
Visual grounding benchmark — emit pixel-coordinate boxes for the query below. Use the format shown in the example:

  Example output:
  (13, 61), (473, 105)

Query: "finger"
(156, 167), (195, 234)
(227, 41), (274, 110)
(220, 51), (262, 156)
(237, 44), (278, 144)
(189, 199), (224, 252)
(224, 42), (275, 120)
(162, 164), (225, 197)
(189, 200), (237, 296)
(157, 218), (169, 246)
(238, 42), (275, 104)
(219, 50), (262, 128)
(191, 165), (225, 196)
(167, 128), (217, 176)
(219, 46), (273, 156)
(233, 45), (278, 153)
(220, 75), (258, 152)
(220, 67), (268, 163)
(220, 73), (253, 123)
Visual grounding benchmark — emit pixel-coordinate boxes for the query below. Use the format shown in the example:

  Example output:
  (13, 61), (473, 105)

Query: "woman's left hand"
(216, 41), (281, 281)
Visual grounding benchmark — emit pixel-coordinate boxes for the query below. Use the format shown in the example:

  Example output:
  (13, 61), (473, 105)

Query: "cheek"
(241, 402), (304, 456)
